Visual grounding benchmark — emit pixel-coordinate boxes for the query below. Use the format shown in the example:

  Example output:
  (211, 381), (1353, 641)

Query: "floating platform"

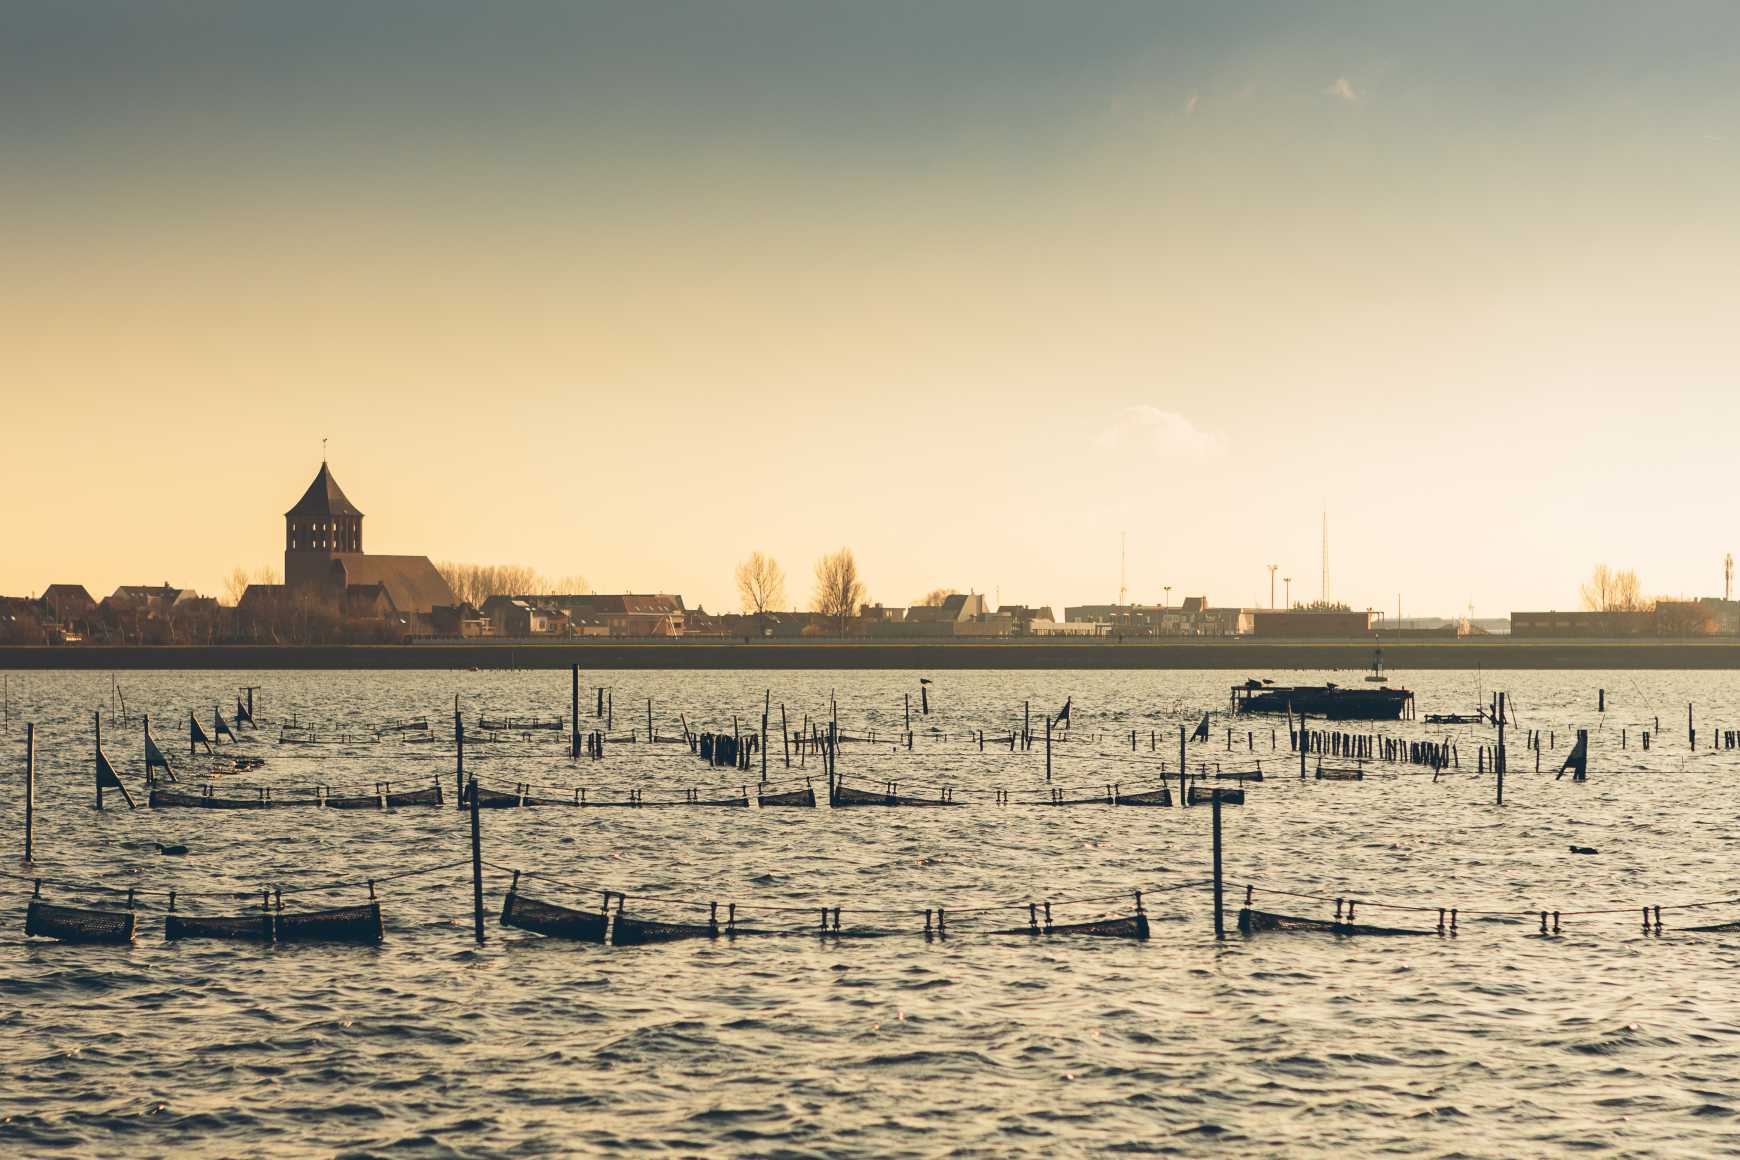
(1232, 681), (1415, 721)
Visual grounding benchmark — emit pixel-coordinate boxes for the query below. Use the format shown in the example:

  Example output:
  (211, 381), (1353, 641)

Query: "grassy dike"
(7, 639), (1740, 670)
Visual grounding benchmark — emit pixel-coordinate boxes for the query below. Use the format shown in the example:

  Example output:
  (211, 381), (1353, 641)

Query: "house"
(428, 603), (493, 638)
(0, 596), (46, 644)
(106, 584), (198, 615)
(876, 593), (993, 637)
(479, 595), (559, 637)
(38, 584), (97, 639)
(541, 594), (685, 637)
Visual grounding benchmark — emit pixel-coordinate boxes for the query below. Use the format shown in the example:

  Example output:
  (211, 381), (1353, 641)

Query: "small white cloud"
(1185, 92), (1198, 116)
(1094, 406), (1225, 461)
(1324, 76), (1359, 102)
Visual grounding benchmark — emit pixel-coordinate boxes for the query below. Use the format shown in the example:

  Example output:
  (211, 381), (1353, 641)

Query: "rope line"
(1243, 880), (1740, 919)
(2, 857), (472, 905)
(484, 860), (1208, 915)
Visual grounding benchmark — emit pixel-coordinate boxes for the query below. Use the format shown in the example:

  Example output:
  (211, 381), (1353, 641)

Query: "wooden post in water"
(23, 723), (34, 864)
(761, 710), (768, 779)
(1178, 725), (1187, 806)
(571, 666), (580, 759)
(781, 705), (790, 768)
(1024, 701), (1031, 750)
(1211, 788), (1225, 939)
(1689, 703), (1695, 750)
(1598, 688), (1605, 712)
(468, 777), (485, 946)
(921, 684), (929, 715)
(905, 693), (911, 732)
(1496, 692), (1506, 806)
(647, 698), (654, 744)
(94, 710), (103, 811)
(607, 689), (613, 731)
(454, 709), (466, 809)
(1045, 716), (1052, 783)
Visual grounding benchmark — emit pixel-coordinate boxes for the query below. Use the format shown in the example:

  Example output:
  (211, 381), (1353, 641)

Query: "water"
(3, 667), (1740, 1157)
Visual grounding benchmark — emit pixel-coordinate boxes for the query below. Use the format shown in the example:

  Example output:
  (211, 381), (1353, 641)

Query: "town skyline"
(0, 447), (1731, 623)
(6, 4), (1739, 617)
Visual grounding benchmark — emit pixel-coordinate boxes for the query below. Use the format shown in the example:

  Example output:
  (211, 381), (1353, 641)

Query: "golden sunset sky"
(4, 3), (1737, 616)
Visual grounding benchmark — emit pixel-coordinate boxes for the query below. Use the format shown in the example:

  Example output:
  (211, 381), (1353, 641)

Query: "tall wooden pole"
(781, 705), (790, 768)
(571, 665), (580, 759)
(94, 710), (103, 811)
(1178, 724), (1186, 806)
(23, 723), (34, 864)
(1212, 789), (1225, 938)
(454, 710), (465, 809)
(469, 776), (485, 946)
(1495, 692), (1506, 806)
(1045, 716), (1052, 783)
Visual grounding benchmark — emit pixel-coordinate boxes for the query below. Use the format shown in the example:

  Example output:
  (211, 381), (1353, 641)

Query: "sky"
(4, 2), (1738, 618)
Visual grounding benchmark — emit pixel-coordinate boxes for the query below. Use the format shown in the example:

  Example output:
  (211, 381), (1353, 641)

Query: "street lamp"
(1162, 586), (1171, 608)
(1267, 564), (1278, 609)
(1283, 577), (1292, 608)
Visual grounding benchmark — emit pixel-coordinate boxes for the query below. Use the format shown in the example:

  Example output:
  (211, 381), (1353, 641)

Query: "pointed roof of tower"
(286, 462), (363, 519)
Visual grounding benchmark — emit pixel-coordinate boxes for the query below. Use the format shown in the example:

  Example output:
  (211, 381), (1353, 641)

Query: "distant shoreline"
(6, 640), (1740, 670)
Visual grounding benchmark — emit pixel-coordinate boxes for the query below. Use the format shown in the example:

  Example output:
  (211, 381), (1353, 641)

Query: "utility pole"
(1268, 564), (1278, 609)
(1283, 577), (1292, 608)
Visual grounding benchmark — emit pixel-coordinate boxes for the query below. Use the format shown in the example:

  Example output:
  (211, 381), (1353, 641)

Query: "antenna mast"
(1119, 531), (1127, 606)
(1321, 506), (1328, 604)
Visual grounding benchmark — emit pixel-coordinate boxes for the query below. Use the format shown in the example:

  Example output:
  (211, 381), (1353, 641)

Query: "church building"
(239, 461), (454, 627)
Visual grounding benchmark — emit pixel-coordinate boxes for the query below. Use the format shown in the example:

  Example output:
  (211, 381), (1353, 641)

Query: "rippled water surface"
(4, 667), (1740, 1158)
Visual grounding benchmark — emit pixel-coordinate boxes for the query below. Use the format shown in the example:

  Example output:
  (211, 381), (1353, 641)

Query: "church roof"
(331, 555), (454, 615)
(286, 462), (363, 519)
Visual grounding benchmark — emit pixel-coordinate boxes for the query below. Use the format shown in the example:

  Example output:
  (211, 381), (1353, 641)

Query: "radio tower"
(1119, 531), (1128, 606)
(1320, 506), (1329, 605)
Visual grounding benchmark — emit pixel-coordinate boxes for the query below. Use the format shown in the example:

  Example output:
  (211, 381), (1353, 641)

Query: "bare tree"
(223, 564), (282, 606)
(223, 567), (251, 605)
(916, 587), (959, 607)
(736, 552), (787, 616)
(812, 548), (866, 633)
(1580, 565), (1647, 612)
(436, 563), (584, 606)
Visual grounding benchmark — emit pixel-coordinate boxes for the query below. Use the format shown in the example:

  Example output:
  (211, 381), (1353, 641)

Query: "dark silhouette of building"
(285, 461), (364, 587)
(240, 461), (453, 627)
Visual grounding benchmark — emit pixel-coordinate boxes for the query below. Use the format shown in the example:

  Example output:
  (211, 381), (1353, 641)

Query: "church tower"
(284, 461), (364, 589)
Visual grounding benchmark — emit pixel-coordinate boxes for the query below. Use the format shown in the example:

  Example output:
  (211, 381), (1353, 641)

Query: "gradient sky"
(4, 2), (1738, 617)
